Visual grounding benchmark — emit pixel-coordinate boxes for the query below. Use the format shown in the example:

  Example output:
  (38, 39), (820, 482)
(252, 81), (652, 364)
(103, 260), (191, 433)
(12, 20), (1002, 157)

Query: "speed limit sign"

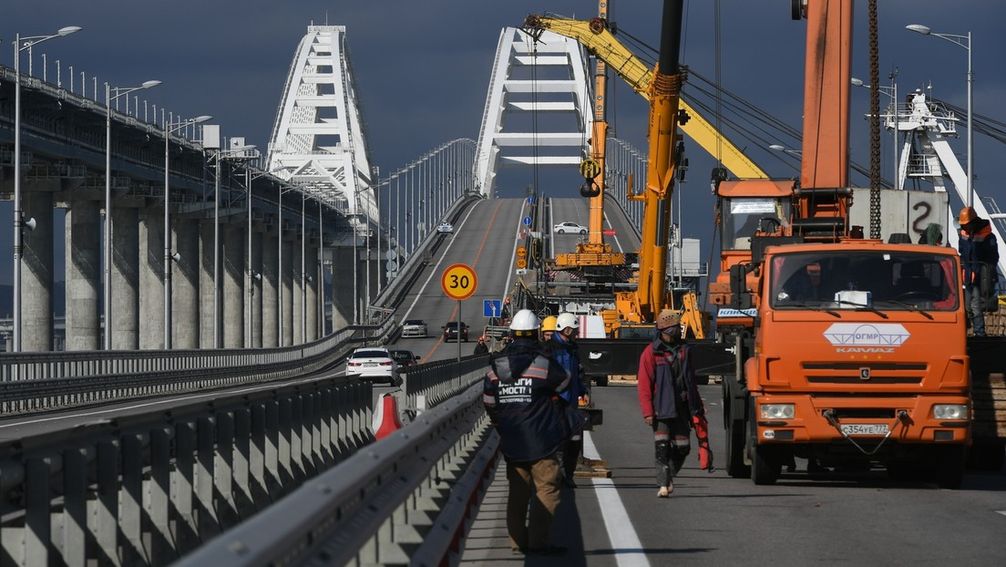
(441, 263), (478, 301)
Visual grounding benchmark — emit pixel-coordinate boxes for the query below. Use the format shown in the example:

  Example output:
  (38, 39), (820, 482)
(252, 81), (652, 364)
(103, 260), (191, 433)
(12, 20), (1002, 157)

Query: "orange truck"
(709, 0), (973, 486)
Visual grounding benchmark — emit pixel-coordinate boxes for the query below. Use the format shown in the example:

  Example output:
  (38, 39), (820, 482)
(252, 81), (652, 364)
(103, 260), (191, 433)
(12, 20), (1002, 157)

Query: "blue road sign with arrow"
(522, 216), (532, 226)
(483, 299), (502, 318)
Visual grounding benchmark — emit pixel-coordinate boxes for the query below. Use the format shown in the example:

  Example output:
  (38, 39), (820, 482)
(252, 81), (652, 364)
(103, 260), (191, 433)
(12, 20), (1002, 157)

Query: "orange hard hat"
(958, 206), (978, 226)
(655, 309), (682, 330)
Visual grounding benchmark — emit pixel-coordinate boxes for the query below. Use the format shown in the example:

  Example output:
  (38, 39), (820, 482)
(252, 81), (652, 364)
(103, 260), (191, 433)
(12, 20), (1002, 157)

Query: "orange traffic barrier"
(373, 393), (405, 440)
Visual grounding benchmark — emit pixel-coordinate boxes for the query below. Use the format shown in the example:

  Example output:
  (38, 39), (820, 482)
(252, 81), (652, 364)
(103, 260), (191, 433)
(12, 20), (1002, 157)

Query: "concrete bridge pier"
(281, 237), (294, 346)
(331, 246), (355, 330)
(250, 227), (264, 348)
(199, 221), (215, 348)
(139, 206), (165, 349)
(292, 237), (304, 345)
(21, 187), (55, 351)
(110, 205), (139, 350)
(64, 197), (101, 351)
(261, 227), (279, 348)
(223, 224), (244, 348)
(305, 240), (318, 342)
(172, 220), (200, 349)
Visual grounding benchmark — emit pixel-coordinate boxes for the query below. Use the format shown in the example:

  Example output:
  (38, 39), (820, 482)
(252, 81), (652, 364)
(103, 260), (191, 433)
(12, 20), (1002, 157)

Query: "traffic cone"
(373, 393), (404, 440)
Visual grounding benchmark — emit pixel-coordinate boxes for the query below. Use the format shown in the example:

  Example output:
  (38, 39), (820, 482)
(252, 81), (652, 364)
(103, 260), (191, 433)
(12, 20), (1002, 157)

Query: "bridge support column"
(282, 238), (293, 346)
(331, 247), (354, 330)
(292, 237), (303, 345)
(22, 188), (54, 351)
(65, 197), (100, 351)
(223, 224), (244, 348)
(139, 207), (164, 349)
(172, 220), (200, 349)
(305, 241), (318, 342)
(261, 227), (279, 348)
(250, 227), (263, 348)
(199, 221), (215, 348)
(111, 206), (139, 350)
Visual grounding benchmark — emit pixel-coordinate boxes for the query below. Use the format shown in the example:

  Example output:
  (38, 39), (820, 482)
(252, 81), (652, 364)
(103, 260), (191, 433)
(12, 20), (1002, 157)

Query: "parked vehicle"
(346, 347), (399, 385)
(553, 221), (588, 235)
(442, 321), (470, 342)
(400, 319), (428, 338)
(389, 349), (421, 368)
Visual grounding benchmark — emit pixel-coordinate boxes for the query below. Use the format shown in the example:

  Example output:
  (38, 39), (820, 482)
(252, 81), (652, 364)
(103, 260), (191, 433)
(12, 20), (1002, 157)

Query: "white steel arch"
(892, 90), (1006, 277)
(474, 27), (593, 198)
(267, 25), (376, 221)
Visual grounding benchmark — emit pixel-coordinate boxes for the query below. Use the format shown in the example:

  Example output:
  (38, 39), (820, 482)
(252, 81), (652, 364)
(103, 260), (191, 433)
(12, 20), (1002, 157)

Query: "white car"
(346, 347), (399, 385)
(436, 222), (454, 233)
(400, 319), (428, 338)
(553, 222), (587, 235)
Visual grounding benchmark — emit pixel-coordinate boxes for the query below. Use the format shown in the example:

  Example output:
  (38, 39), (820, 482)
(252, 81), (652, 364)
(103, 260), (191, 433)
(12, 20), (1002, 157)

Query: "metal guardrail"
(0, 371), (376, 567)
(403, 354), (490, 411)
(0, 317), (397, 416)
(178, 382), (498, 567)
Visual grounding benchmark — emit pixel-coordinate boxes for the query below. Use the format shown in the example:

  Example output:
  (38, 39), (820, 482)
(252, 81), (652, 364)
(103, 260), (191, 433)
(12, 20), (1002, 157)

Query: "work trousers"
(506, 454), (561, 551)
(653, 417), (691, 487)
(965, 286), (986, 336)
(562, 436), (584, 480)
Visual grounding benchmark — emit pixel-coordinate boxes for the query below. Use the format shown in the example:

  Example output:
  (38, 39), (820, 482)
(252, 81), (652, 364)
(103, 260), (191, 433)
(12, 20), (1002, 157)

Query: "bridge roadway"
(457, 197), (1006, 565)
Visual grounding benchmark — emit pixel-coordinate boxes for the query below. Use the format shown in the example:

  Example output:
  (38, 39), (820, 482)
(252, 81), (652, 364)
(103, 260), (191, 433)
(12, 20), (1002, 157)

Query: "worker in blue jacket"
(958, 206), (1000, 336)
(549, 313), (589, 487)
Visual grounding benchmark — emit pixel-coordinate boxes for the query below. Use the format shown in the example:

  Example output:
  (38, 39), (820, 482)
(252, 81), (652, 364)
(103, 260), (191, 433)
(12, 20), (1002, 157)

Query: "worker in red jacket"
(637, 309), (709, 497)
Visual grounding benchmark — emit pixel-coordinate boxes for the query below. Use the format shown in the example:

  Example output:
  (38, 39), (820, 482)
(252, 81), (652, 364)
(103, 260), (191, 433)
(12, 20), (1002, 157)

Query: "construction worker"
(550, 313), (589, 487)
(473, 336), (489, 355)
(541, 315), (557, 342)
(483, 309), (570, 556)
(636, 309), (707, 498)
(958, 206), (1000, 336)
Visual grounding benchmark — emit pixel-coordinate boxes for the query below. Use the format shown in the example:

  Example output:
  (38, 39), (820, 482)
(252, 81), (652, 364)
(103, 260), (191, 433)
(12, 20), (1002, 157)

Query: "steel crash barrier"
(0, 318), (397, 416)
(178, 382), (498, 567)
(0, 374), (375, 567)
(403, 354), (490, 411)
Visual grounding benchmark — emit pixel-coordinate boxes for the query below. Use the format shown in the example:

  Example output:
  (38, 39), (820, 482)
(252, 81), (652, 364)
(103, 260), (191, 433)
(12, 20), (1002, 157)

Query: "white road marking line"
(500, 200), (528, 302)
(996, 511), (1006, 517)
(0, 369), (350, 430)
(400, 201), (483, 322)
(583, 431), (650, 567)
(603, 211), (624, 254)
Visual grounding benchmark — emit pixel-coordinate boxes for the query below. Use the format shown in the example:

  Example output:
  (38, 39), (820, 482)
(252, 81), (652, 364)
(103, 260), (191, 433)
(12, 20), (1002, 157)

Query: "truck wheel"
(594, 375), (609, 387)
(725, 418), (750, 478)
(935, 445), (966, 489)
(751, 442), (780, 485)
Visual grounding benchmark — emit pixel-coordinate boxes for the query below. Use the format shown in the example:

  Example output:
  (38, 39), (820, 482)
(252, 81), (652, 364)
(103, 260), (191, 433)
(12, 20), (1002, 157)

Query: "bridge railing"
(178, 381), (498, 567)
(0, 316), (398, 416)
(403, 353), (490, 411)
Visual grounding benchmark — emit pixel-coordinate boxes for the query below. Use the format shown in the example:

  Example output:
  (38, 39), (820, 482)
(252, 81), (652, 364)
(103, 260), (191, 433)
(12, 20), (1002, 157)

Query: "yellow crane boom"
(524, 15), (768, 180)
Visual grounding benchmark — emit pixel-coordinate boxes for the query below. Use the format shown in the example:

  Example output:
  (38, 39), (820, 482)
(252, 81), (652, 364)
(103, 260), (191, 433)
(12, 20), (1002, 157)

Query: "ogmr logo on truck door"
(823, 323), (911, 353)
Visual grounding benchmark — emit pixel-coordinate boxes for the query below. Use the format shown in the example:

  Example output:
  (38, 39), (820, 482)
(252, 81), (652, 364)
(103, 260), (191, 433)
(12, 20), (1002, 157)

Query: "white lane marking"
(0, 369), (350, 430)
(997, 511), (1006, 517)
(399, 201), (483, 322)
(500, 200), (528, 303)
(583, 431), (650, 567)
(603, 211), (624, 254)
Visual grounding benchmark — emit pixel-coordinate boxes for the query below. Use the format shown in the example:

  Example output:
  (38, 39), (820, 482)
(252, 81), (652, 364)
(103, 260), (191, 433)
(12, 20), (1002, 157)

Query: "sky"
(4, 0), (1006, 286)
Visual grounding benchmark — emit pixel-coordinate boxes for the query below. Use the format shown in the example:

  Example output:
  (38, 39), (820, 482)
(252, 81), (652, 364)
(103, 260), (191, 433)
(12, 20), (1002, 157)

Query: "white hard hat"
(555, 313), (579, 332)
(509, 309), (540, 331)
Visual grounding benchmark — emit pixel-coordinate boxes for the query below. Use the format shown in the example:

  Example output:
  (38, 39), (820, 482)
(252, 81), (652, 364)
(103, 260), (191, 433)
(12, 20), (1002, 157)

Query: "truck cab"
(738, 241), (969, 486)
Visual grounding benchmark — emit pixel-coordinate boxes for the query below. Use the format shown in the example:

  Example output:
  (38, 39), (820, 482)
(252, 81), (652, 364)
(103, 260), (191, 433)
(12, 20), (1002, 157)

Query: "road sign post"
(441, 263), (478, 361)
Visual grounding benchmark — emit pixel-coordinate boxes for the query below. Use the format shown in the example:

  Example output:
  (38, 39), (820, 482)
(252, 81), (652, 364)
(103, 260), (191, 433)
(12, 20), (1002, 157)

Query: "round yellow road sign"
(580, 158), (601, 179)
(516, 246), (527, 258)
(441, 263), (478, 300)
(516, 257), (528, 270)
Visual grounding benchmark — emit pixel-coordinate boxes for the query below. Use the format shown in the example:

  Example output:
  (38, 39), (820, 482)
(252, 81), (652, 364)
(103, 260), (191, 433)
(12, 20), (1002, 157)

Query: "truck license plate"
(840, 423), (889, 436)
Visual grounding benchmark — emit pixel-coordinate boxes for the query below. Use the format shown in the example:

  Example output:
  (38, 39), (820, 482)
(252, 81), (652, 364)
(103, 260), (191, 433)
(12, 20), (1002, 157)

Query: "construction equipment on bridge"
(707, 0), (1004, 486)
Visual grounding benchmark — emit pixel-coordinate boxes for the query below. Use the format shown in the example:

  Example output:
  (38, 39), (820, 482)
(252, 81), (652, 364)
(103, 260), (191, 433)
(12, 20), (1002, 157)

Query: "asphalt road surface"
(462, 382), (1006, 566)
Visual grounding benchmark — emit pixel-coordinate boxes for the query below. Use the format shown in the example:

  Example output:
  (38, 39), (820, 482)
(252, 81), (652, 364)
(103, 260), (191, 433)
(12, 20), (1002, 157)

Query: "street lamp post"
(12, 26), (81, 353)
(163, 115), (211, 349)
(851, 77), (899, 189)
(105, 79), (161, 350)
(907, 24), (973, 206)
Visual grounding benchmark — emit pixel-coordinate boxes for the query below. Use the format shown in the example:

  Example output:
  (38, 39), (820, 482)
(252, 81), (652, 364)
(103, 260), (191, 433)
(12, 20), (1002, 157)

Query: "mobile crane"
(708, 0), (970, 486)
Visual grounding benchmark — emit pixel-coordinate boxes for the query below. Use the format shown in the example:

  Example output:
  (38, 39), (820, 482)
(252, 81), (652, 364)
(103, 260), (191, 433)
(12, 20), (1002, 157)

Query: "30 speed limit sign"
(441, 263), (478, 300)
